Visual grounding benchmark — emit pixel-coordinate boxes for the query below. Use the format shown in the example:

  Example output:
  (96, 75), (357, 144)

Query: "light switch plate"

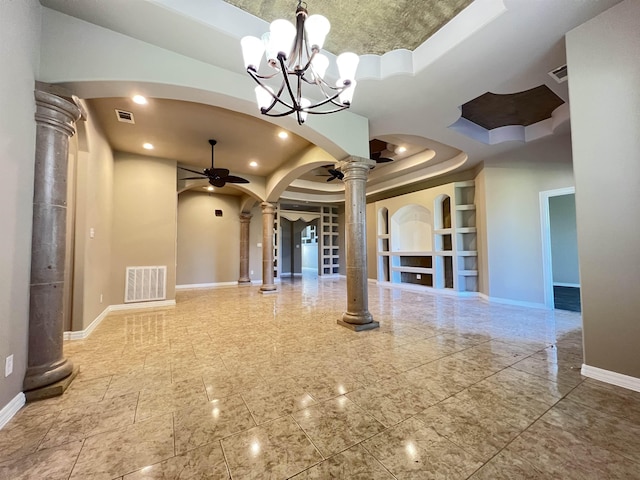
(5, 354), (13, 377)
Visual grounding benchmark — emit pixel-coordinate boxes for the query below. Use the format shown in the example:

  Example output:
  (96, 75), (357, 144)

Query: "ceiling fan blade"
(178, 166), (206, 176)
(181, 176), (208, 180)
(224, 175), (250, 184)
(210, 178), (226, 188)
(326, 176), (336, 182)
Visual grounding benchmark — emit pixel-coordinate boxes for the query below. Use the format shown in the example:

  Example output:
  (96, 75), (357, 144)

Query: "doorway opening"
(540, 187), (580, 311)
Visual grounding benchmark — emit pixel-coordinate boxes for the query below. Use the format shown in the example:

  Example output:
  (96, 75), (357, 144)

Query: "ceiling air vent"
(548, 64), (568, 83)
(115, 109), (135, 124)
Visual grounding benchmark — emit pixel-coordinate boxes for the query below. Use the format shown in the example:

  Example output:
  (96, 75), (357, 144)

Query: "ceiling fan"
(314, 164), (344, 182)
(179, 139), (250, 188)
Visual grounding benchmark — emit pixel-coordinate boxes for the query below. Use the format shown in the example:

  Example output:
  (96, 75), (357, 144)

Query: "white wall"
(480, 134), (574, 306)
(549, 194), (579, 286)
(71, 103), (115, 330)
(0, 0), (41, 413)
(111, 153), (177, 303)
(177, 192), (241, 286)
(567, 0), (640, 378)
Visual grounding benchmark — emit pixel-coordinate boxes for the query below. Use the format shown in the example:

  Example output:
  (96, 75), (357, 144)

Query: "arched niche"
(391, 204), (433, 252)
(378, 207), (389, 235)
(434, 194), (452, 229)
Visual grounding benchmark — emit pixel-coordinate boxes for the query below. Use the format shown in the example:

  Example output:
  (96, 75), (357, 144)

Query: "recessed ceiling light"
(278, 131), (288, 139)
(249, 161), (258, 167)
(143, 143), (154, 150)
(132, 95), (147, 105)
(207, 186), (214, 191)
(396, 146), (407, 153)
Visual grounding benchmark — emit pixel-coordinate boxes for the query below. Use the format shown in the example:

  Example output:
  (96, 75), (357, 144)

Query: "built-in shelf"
(320, 206), (339, 276)
(456, 204), (476, 211)
(376, 180), (478, 294)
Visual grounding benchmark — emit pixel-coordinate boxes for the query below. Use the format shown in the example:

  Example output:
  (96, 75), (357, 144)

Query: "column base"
(260, 287), (278, 295)
(238, 279), (252, 285)
(338, 311), (379, 331)
(23, 357), (74, 392)
(337, 319), (380, 331)
(25, 366), (79, 402)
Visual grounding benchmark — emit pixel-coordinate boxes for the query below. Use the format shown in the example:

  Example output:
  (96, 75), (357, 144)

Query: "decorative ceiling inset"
(224, 0), (473, 55)
(461, 85), (565, 130)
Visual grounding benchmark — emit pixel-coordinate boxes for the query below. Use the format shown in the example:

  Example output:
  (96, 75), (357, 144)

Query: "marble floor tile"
(289, 444), (394, 479)
(0, 410), (58, 463)
(136, 378), (209, 421)
(506, 417), (640, 479)
(346, 374), (439, 427)
(241, 378), (316, 424)
(292, 396), (385, 457)
(468, 449), (554, 479)
(362, 416), (483, 479)
(293, 371), (365, 402)
(221, 415), (322, 480)
(566, 379), (640, 424)
(39, 392), (138, 450)
(123, 442), (230, 479)
(69, 413), (175, 480)
(0, 439), (83, 480)
(173, 395), (255, 454)
(414, 396), (523, 461)
(7, 280), (640, 479)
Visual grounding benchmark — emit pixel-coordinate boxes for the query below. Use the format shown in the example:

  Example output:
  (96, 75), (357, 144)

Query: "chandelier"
(240, 1), (359, 125)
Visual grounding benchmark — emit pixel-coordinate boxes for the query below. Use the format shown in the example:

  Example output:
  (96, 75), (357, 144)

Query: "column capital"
(261, 202), (276, 214)
(337, 156), (376, 182)
(239, 212), (253, 223)
(34, 90), (82, 138)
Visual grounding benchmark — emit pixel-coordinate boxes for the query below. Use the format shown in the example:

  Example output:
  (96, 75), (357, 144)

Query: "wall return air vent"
(125, 266), (166, 303)
(115, 109), (135, 124)
(548, 64), (568, 83)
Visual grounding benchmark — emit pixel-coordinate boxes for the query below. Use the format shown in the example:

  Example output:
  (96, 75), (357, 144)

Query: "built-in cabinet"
(320, 206), (340, 275)
(376, 181), (478, 294)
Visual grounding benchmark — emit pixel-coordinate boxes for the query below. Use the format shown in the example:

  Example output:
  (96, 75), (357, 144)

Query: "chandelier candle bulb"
(241, 0), (359, 125)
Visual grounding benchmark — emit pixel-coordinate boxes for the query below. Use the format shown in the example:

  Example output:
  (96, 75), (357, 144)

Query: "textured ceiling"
(224, 0), (473, 55)
(461, 85), (565, 130)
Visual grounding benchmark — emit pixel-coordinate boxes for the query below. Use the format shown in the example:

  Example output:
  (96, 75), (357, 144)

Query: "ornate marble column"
(238, 212), (252, 284)
(260, 202), (277, 293)
(23, 90), (82, 396)
(337, 156), (379, 331)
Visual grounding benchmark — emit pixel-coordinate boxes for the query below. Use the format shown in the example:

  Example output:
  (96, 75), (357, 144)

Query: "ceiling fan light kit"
(241, 0), (359, 125)
(178, 139), (250, 188)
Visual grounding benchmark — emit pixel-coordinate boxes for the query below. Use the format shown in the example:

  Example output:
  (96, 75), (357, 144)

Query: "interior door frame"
(539, 186), (576, 309)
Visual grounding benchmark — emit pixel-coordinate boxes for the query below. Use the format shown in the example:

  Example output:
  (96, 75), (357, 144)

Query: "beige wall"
(111, 153), (177, 303)
(567, 0), (640, 378)
(474, 168), (488, 295)
(0, 0), (41, 411)
(481, 135), (574, 305)
(249, 204), (263, 282)
(71, 103), (115, 330)
(365, 203), (376, 279)
(549, 194), (579, 285)
(176, 192), (242, 285)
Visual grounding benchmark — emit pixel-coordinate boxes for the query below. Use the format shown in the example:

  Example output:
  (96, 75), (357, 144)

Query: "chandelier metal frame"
(241, 1), (358, 125)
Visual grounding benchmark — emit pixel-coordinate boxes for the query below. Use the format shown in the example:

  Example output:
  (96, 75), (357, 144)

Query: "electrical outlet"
(416, 274), (421, 279)
(5, 355), (13, 377)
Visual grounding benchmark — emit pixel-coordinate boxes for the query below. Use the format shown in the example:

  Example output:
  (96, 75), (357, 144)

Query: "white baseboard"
(375, 281), (479, 297)
(581, 364), (640, 393)
(0, 393), (25, 430)
(280, 273), (303, 278)
(553, 282), (580, 288)
(64, 306), (110, 340)
(176, 282), (240, 290)
(110, 299), (176, 311)
(478, 293), (548, 309)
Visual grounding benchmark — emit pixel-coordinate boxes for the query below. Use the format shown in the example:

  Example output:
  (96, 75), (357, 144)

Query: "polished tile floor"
(2, 278), (640, 479)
